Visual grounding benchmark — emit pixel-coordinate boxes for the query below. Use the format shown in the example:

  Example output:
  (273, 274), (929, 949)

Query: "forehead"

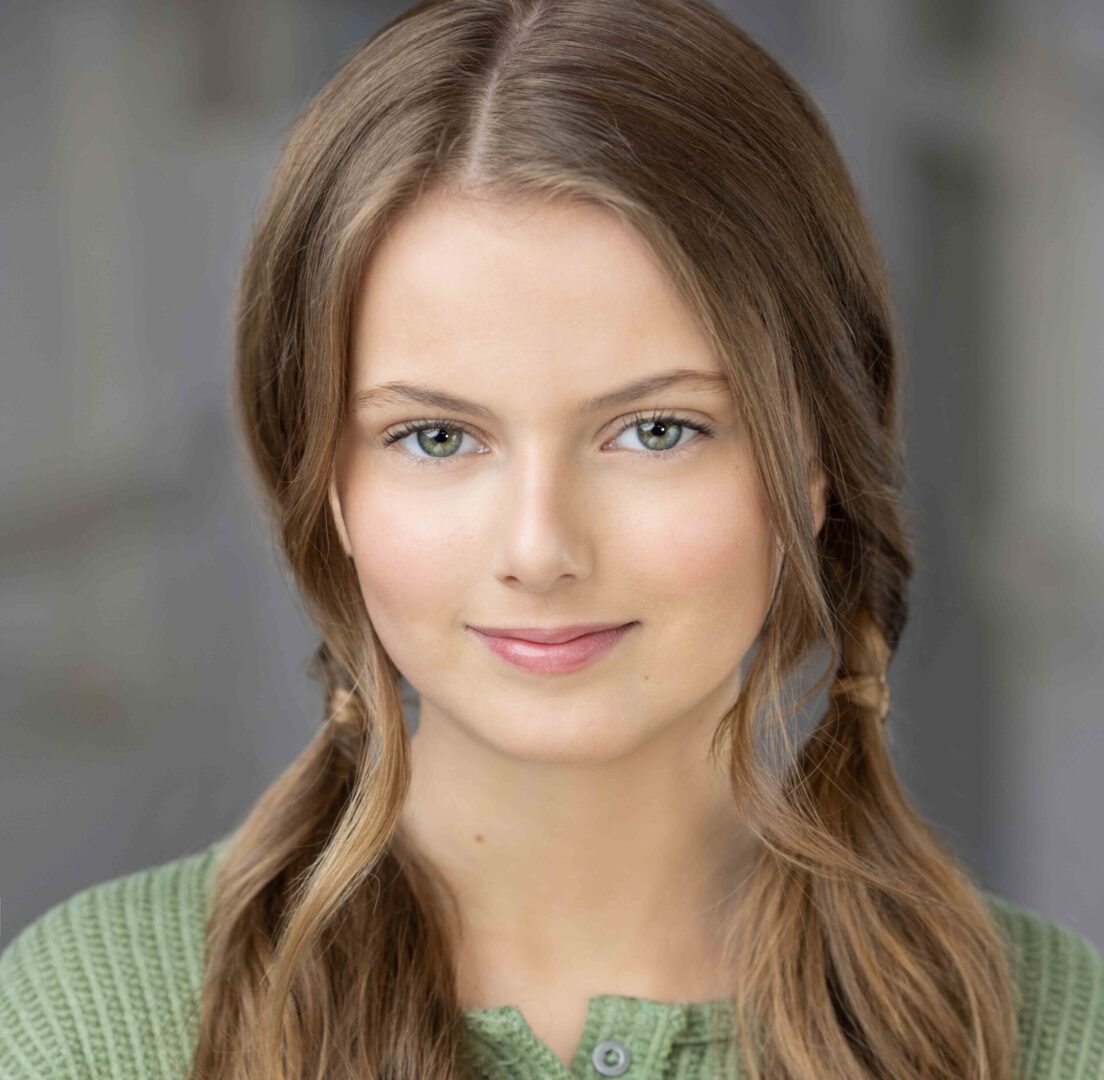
(348, 193), (719, 395)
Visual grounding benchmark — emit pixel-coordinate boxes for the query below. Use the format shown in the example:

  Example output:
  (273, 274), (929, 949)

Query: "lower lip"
(468, 623), (637, 674)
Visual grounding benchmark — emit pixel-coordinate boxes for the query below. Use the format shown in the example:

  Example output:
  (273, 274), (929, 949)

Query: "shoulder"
(0, 834), (232, 1079)
(981, 890), (1104, 1079)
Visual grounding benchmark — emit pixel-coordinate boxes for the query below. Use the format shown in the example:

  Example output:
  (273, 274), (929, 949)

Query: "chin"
(467, 702), (657, 765)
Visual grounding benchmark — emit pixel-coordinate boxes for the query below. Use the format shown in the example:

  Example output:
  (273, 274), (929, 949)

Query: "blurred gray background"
(2, 0), (1102, 948)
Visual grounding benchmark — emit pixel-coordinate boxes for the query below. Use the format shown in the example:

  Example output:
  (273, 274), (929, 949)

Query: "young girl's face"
(331, 192), (822, 763)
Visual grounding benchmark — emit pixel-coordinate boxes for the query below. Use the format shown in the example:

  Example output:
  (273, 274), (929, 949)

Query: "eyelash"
(378, 409), (717, 467)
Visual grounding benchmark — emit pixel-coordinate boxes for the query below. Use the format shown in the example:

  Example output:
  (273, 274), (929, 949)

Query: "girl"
(2, 0), (1101, 1077)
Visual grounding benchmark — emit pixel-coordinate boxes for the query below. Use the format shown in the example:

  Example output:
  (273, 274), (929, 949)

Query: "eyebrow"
(349, 367), (732, 419)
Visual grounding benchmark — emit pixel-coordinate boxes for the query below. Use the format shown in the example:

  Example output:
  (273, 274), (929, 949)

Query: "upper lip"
(468, 622), (633, 644)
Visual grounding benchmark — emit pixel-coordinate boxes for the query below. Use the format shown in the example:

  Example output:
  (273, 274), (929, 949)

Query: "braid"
(829, 607), (893, 724)
(305, 639), (370, 772)
(828, 671), (890, 724)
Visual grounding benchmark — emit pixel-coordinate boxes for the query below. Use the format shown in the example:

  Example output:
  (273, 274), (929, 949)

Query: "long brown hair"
(190, 0), (1021, 1076)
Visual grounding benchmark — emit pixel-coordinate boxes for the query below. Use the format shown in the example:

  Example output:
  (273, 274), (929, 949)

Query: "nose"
(489, 447), (593, 592)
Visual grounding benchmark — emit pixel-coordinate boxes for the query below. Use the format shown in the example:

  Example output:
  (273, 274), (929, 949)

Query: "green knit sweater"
(1, 833), (1102, 1078)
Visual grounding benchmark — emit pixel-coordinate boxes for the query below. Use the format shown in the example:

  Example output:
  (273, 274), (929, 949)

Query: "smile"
(466, 622), (637, 674)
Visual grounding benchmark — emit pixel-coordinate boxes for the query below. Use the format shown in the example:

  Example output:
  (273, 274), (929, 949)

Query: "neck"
(397, 695), (760, 1008)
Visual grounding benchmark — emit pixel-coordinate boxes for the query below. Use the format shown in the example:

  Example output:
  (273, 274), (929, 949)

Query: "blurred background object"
(2, 0), (1101, 946)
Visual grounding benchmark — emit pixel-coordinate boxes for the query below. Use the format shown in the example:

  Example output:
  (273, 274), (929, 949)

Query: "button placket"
(591, 1036), (631, 1076)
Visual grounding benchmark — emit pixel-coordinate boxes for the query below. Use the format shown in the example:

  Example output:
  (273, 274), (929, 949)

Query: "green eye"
(609, 412), (711, 453)
(379, 410), (716, 467)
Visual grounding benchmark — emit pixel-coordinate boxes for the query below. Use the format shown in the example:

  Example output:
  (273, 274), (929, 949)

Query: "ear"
(328, 474), (353, 558)
(809, 459), (829, 539)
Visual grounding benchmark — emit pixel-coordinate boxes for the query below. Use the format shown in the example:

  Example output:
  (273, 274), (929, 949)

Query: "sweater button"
(591, 1037), (631, 1076)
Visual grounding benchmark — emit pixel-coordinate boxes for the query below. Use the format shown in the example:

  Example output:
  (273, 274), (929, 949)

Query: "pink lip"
(467, 622), (637, 674)
(468, 622), (631, 644)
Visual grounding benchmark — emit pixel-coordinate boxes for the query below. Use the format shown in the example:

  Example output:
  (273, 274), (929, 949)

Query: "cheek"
(619, 467), (775, 631)
(341, 478), (474, 649)
(335, 466), (474, 689)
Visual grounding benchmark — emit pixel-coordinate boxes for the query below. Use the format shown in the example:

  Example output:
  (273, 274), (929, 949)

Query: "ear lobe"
(328, 477), (353, 557)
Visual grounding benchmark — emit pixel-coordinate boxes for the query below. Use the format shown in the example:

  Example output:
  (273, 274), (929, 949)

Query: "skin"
(329, 192), (827, 1067)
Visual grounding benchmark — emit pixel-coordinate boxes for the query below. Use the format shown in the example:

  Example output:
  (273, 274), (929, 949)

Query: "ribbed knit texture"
(2, 834), (1102, 1078)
